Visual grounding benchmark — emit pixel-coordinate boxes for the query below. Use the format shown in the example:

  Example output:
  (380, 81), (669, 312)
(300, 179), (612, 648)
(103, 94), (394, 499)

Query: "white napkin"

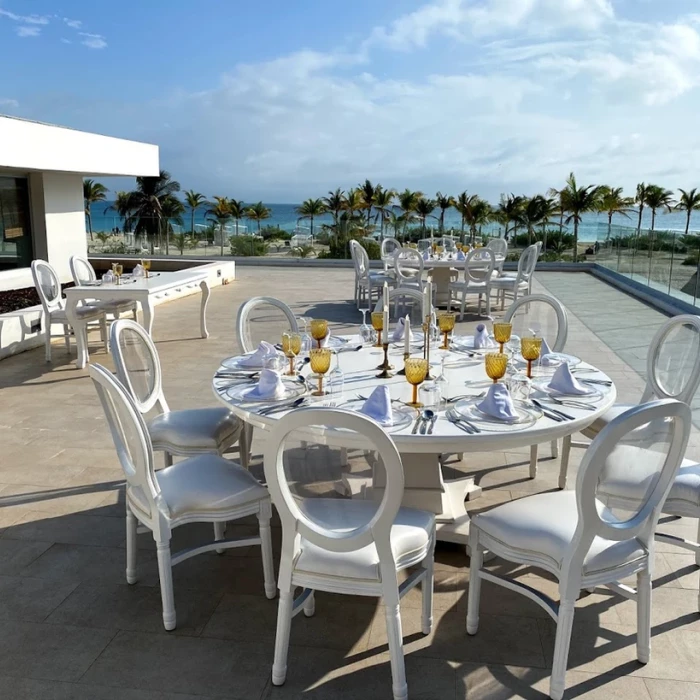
(477, 383), (519, 420)
(247, 368), (286, 399)
(474, 323), (497, 349)
(360, 386), (393, 426)
(422, 249), (430, 261)
(319, 329), (332, 348)
(391, 317), (414, 342)
(102, 271), (115, 284)
(239, 341), (278, 367)
(548, 362), (589, 395)
(539, 338), (558, 365)
(133, 264), (145, 278)
(456, 250), (466, 261)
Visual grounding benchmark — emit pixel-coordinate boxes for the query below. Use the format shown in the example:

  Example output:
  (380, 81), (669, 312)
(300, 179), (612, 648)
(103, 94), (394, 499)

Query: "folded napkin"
(102, 271), (115, 284)
(391, 316), (414, 342)
(360, 386), (393, 426)
(456, 250), (466, 261)
(247, 368), (286, 400)
(422, 249), (430, 261)
(474, 323), (497, 349)
(132, 264), (145, 278)
(477, 383), (519, 421)
(240, 341), (279, 367)
(319, 329), (332, 348)
(548, 362), (589, 395)
(539, 338), (558, 366)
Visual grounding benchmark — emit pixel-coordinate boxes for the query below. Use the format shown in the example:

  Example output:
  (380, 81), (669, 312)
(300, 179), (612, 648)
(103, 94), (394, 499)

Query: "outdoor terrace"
(0, 268), (698, 700)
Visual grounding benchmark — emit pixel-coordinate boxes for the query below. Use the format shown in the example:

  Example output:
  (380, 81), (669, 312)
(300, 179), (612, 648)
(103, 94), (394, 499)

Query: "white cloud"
(61, 37), (72, 44)
(63, 17), (82, 29)
(0, 98), (19, 109)
(79, 32), (107, 49)
(15, 25), (41, 37)
(0, 9), (49, 24)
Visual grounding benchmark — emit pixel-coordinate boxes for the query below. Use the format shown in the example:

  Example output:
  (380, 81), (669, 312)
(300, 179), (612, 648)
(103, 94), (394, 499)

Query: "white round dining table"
(213, 337), (616, 545)
(421, 256), (505, 307)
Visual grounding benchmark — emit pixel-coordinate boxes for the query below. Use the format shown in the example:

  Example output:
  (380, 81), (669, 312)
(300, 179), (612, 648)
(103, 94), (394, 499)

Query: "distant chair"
(235, 296), (298, 354)
(350, 239), (394, 308)
(490, 243), (538, 309)
(374, 287), (427, 327)
(485, 238), (508, 275)
(380, 238), (402, 276)
(435, 236), (457, 251)
(447, 248), (495, 319)
(416, 239), (433, 252)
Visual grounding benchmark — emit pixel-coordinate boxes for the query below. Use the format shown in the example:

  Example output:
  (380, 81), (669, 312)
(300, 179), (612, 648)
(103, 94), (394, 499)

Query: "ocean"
(87, 202), (697, 242)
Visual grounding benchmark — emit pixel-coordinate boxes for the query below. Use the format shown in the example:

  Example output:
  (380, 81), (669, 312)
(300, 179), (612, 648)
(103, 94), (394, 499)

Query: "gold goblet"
(309, 347), (332, 396)
(142, 259), (151, 278)
(114, 263), (123, 285)
(371, 311), (384, 347)
(485, 352), (509, 384)
(281, 331), (302, 376)
(437, 312), (456, 350)
(521, 337), (543, 379)
(405, 357), (429, 408)
(492, 322), (512, 353)
(310, 319), (328, 348)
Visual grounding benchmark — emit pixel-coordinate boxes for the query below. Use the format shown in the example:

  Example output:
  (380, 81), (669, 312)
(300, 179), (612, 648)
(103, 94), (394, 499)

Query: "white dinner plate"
(538, 352), (582, 369)
(451, 335), (499, 353)
(223, 379), (306, 404)
(453, 397), (542, 430)
(532, 378), (602, 401)
(220, 355), (271, 371)
(336, 399), (414, 432)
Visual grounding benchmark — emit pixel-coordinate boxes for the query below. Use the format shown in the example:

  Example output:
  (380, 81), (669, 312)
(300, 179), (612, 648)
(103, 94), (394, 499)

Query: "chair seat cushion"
(129, 454), (268, 520)
(148, 407), (242, 454)
(51, 305), (103, 322)
(98, 299), (137, 314)
(448, 281), (488, 291)
(473, 492), (647, 576)
(295, 499), (434, 581)
(664, 458), (700, 516)
(490, 277), (528, 289)
(581, 404), (636, 439)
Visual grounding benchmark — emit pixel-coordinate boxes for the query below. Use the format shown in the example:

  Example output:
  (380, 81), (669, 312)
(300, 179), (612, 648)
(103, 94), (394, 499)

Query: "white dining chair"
(435, 236), (457, 252)
(350, 239), (394, 308)
(235, 296), (299, 354)
(559, 314), (700, 490)
(109, 319), (246, 467)
(264, 408), (436, 700)
(393, 247), (431, 294)
(374, 287), (429, 328)
(491, 243), (538, 309)
(485, 237), (508, 275)
(467, 399), (691, 700)
(69, 255), (138, 320)
(416, 238), (433, 252)
(447, 248), (495, 319)
(31, 259), (107, 363)
(381, 238), (402, 276)
(89, 363), (275, 631)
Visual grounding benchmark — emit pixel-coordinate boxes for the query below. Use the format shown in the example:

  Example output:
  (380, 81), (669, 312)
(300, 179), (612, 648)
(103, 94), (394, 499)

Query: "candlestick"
(397, 351), (410, 376)
(383, 282), (389, 312)
(422, 314), (435, 380)
(376, 343), (394, 378)
(403, 316), (411, 357)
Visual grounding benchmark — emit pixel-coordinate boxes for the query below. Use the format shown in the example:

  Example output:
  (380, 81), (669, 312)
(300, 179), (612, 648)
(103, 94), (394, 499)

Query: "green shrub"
(359, 238), (380, 260)
(683, 253), (699, 267)
(229, 235), (268, 256)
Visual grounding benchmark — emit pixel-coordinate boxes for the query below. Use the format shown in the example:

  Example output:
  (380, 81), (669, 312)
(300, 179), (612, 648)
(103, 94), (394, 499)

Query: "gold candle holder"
(521, 337), (543, 379)
(397, 351), (410, 376)
(376, 343), (394, 378)
(437, 312), (455, 350)
(371, 311), (384, 348)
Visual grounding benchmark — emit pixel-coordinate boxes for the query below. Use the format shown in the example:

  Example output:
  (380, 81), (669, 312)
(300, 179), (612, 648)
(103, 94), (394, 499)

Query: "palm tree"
(676, 188), (700, 235)
(455, 192), (473, 240)
(397, 189), (423, 240)
(385, 211), (404, 239)
(517, 195), (549, 246)
(322, 188), (345, 230)
(104, 191), (132, 233)
(205, 196), (232, 256)
(635, 182), (652, 234)
(645, 186), (675, 232)
(372, 187), (396, 240)
(84, 179), (108, 241)
(547, 186), (567, 234)
(229, 198), (245, 236)
(562, 172), (602, 263)
(246, 201), (272, 234)
(435, 192), (455, 233)
(598, 186), (633, 240)
(160, 196), (185, 255)
(296, 198), (326, 238)
(125, 170), (181, 254)
(184, 190), (207, 237)
(359, 180), (377, 228)
(537, 197), (558, 252)
(496, 194), (525, 241)
(414, 197), (437, 235)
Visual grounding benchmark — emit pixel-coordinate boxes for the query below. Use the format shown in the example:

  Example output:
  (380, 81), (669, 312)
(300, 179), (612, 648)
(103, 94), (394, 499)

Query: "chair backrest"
(486, 238), (508, 257)
(642, 314), (700, 405)
(463, 248), (495, 284)
(350, 239), (369, 279)
(374, 287), (427, 326)
(504, 294), (568, 352)
(89, 363), (163, 523)
(394, 248), (423, 284)
(516, 244), (539, 283)
(236, 296), (299, 354)
(31, 259), (64, 315)
(263, 407), (405, 573)
(109, 319), (168, 415)
(416, 239), (432, 252)
(436, 237), (456, 251)
(381, 238), (401, 261)
(69, 255), (97, 285)
(566, 400), (690, 586)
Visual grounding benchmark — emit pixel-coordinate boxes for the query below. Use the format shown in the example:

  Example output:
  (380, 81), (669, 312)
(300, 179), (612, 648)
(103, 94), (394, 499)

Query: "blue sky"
(2, 0), (700, 202)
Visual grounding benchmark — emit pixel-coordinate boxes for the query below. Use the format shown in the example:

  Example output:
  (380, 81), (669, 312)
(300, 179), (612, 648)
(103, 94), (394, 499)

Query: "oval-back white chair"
(559, 314), (700, 489)
(374, 287), (428, 328)
(393, 247), (428, 292)
(235, 296), (298, 355)
(467, 399), (691, 700)
(381, 237), (402, 272)
(435, 236), (457, 251)
(89, 363), (274, 631)
(31, 259), (105, 362)
(110, 319), (244, 466)
(264, 407), (436, 700)
(416, 238), (432, 252)
(447, 248), (495, 319)
(350, 239), (394, 308)
(504, 294), (568, 353)
(69, 255), (138, 320)
(491, 243), (538, 309)
(486, 237), (508, 274)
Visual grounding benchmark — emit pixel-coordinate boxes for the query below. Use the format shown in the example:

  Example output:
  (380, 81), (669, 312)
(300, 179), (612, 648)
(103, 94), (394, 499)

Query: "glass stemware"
(310, 319), (328, 348)
(281, 331), (302, 376)
(114, 263), (123, 285)
(309, 348), (332, 396)
(485, 352), (509, 383)
(435, 355), (449, 408)
(371, 311), (384, 347)
(521, 337), (543, 379)
(493, 322), (513, 353)
(437, 312), (456, 350)
(405, 357), (429, 407)
(329, 349), (345, 398)
(359, 308), (374, 345)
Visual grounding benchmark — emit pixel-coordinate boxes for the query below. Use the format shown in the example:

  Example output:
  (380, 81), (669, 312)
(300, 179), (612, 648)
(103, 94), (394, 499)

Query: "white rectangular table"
(64, 269), (211, 369)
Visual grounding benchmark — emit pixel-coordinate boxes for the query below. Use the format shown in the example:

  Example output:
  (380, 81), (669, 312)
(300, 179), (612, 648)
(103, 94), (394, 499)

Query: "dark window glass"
(0, 176), (32, 270)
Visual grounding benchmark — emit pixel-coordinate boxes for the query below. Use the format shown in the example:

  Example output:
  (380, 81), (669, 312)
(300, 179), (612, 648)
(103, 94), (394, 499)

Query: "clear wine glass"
(298, 316), (313, 355)
(328, 349), (345, 400)
(359, 308), (373, 345)
(435, 355), (449, 408)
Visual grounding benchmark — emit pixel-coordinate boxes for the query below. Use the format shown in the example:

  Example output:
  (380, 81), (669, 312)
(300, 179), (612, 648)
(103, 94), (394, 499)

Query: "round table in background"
(421, 256), (505, 307)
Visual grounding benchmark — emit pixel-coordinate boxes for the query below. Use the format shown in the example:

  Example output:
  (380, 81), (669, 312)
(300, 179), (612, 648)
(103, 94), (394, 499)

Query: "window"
(0, 176), (32, 271)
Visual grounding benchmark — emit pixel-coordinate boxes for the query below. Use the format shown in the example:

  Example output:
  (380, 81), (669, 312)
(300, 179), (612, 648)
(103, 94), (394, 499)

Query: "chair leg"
(551, 439), (559, 459)
(45, 323), (52, 363)
(214, 521), (226, 555)
(272, 587), (294, 686)
(550, 599), (575, 700)
(155, 538), (176, 631)
(529, 445), (538, 479)
(100, 317), (109, 352)
(258, 503), (276, 600)
(63, 324), (71, 353)
(637, 568), (651, 664)
(695, 519), (700, 567)
(164, 452), (174, 467)
(303, 590), (315, 617)
(239, 424), (253, 469)
(559, 435), (572, 490)
(421, 536), (435, 635)
(466, 528), (483, 634)
(383, 598), (408, 700)
(485, 289), (491, 317)
(126, 505), (137, 584)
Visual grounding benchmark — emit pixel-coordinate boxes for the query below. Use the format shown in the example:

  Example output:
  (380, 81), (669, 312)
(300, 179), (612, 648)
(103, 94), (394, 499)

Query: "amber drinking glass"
(114, 263), (123, 285)
(521, 337), (543, 379)
(142, 259), (151, 278)
(282, 331), (302, 376)
(309, 347), (332, 396)
(437, 312), (456, 350)
(485, 352), (509, 383)
(371, 311), (384, 347)
(493, 322), (513, 353)
(310, 319), (328, 348)
(405, 357), (429, 407)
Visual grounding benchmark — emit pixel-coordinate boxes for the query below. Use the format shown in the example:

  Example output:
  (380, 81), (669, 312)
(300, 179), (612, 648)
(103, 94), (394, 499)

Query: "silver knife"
(411, 413), (423, 434)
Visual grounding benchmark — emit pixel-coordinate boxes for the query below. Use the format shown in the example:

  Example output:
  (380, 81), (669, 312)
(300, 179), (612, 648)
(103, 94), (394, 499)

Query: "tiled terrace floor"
(0, 268), (699, 700)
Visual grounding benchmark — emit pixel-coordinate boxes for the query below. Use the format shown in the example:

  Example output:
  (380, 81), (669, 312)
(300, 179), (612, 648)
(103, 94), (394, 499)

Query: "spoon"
(338, 345), (363, 353)
(419, 409), (435, 435)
